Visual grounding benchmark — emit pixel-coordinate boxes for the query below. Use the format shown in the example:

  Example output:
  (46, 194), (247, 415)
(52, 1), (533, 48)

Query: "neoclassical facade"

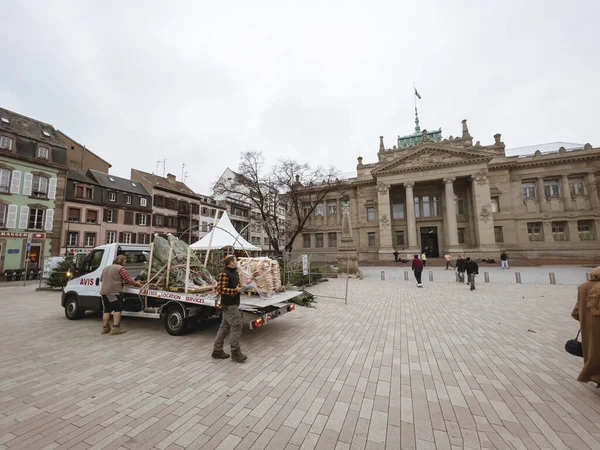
(295, 119), (600, 261)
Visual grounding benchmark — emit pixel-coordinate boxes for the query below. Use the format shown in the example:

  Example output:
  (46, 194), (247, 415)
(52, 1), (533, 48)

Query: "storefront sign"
(0, 232), (45, 239)
(63, 248), (93, 255)
(7, 249), (19, 254)
(302, 254), (309, 275)
(0, 232), (28, 238)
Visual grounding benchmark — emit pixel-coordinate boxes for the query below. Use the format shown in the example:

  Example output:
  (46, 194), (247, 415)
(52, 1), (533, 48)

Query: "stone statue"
(342, 203), (352, 238)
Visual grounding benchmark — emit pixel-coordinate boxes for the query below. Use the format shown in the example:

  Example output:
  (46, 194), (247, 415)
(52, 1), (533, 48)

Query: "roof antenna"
(162, 159), (166, 177)
(181, 163), (186, 181)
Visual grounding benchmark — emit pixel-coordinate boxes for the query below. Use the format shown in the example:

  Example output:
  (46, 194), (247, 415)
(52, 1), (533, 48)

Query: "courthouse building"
(296, 118), (600, 261)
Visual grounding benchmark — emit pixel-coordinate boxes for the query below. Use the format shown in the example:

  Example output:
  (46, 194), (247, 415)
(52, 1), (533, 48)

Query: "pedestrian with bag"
(421, 251), (427, 268)
(412, 254), (423, 288)
(465, 257), (478, 291)
(212, 255), (248, 363)
(456, 256), (466, 283)
(570, 266), (600, 384)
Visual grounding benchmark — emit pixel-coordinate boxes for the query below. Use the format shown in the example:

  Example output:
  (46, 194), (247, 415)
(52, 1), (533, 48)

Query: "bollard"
(587, 273), (590, 281)
(381, 271), (385, 280)
(359, 270), (363, 280)
(549, 273), (556, 285)
(404, 271), (409, 281)
(484, 272), (490, 283)
(429, 271), (433, 282)
(515, 272), (522, 284)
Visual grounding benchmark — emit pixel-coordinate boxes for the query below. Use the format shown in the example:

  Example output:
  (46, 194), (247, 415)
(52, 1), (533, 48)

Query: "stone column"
(376, 183), (394, 257)
(537, 177), (547, 212)
(443, 177), (459, 248)
(561, 175), (573, 211)
(587, 172), (599, 209)
(567, 220), (580, 242)
(404, 181), (419, 251)
(471, 171), (498, 252)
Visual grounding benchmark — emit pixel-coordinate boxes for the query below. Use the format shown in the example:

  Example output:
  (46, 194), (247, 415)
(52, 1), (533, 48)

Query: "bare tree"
(212, 151), (339, 254)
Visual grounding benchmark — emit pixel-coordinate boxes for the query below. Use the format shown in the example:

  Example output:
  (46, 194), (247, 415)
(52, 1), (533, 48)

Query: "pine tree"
(45, 257), (74, 288)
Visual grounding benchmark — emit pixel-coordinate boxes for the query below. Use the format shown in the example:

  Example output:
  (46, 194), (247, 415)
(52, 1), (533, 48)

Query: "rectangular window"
(67, 231), (78, 247)
(37, 147), (49, 159)
(327, 202), (337, 216)
(396, 230), (405, 246)
(455, 194), (466, 215)
(0, 136), (13, 150)
(433, 196), (439, 216)
(457, 228), (465, 244)
(521, 181), (536, 199)
(109, 192), (116, 202)
(527, 222), (544, 242)
(201, 221), (208, 232)
(106, 231), (116, 244)
(315, 203), (324, 217)
(569, 177), (586, 196)
(491, 197), (500, 213)
(315, 233), (324, 248)
(86, 210), (98, 224)
(263, 237), (269, 245)
(28, 208), (44, 230)
(123, 232), (132, 244)
(0, 204), (6, 228)
(138, 214), (147, 226)
(0, 168), (10, 192)
(68, 208), (80, 222)
(106, 209), (114, 223)
(303, 234), (311, 248)
(154, 214), (163, 227)
(138, 233), (149, 244)
(392, 199), (404, 219)
(141, 198), (148, 207)
(494, 226), (504, 243)
(544, 179), (560, 198)
(414, 197), (420, 218)
(84, 233), (95, 247)
(32, 175), (48, 197)
(367, 207), (375, 221)
(551, 221), (568, 241)
(126, 195), (132, 205)
(328, 232), (337, 248)
(368, 232), (376, 247)
(422, 196), (431, 217)
(578, 220), (595, 241)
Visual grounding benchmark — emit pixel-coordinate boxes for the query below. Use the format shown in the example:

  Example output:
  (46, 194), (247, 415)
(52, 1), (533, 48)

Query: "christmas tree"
(45, 257), (74, 288)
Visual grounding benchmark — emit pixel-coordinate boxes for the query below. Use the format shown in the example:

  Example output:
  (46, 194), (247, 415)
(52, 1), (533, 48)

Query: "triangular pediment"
(372, 145), (495, 175)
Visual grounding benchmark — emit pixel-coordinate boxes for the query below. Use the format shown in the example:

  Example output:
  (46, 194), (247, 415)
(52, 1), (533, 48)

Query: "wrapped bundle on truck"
(61, 239), (300, 336)
(237, 257), (284, 296)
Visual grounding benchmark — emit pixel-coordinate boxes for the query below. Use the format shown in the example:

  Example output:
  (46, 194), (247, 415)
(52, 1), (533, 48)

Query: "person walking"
(421, 251), (427, 268)
(412, 254), (423, 288)
(444, 254), (454, 270)
(212, 255), (248, 363)
(456, 256), (466, 283)
(99, 255), (141, 335)
(393, 250), (399, 263)
(500, 251), (509, 269)
(571, 266), (600, 385)
(465, 257), (479, 291)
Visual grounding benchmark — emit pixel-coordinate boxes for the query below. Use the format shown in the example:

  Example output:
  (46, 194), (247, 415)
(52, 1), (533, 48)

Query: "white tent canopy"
(190, 211), (260, 251)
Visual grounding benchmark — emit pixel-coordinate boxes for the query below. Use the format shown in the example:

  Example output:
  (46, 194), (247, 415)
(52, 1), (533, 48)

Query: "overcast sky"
(1, 0), (598, 194)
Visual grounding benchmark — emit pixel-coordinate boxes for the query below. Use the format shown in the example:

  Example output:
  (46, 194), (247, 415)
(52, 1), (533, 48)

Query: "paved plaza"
(1, 271), (600, 450)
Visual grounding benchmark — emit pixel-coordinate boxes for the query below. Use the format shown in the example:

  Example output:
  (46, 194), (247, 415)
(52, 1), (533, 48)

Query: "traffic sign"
(26, 243), (31, 251)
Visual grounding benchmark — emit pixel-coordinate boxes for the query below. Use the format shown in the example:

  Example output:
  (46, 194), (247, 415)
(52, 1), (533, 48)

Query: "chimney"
(379, 136), (385, 152)
(166, 173), (176, 183)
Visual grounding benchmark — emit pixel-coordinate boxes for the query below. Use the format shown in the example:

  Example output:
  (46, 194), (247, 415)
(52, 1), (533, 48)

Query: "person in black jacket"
(500, 251), (509, 270)
(465, 257), (479, 291)
(456, 256), (466, 283)
(212, 255), (247, 362)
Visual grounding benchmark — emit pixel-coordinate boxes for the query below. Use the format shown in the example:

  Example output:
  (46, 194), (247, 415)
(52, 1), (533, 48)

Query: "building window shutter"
(6, 205), (18, 228)
(104, 209), (109, 222)
(22, 172), (33, 196)
(44, 208), (54, 231)
(10, 170), (21, 194)
(118, 232), (124, 243)
(131, 233), (137, 244)
(18, 206), (29, 229)
(48, 178), (57, 200)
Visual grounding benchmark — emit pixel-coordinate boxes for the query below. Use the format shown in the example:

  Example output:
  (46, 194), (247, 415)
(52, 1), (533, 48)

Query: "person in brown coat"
(571, 266), (600, 384)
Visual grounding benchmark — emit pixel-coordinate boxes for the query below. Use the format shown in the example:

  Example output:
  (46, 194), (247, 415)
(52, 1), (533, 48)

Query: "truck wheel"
(65, 296), (84, 320)
(164, 306), (187, 336)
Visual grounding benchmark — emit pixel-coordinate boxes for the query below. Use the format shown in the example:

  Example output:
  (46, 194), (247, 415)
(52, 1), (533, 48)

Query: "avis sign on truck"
(61, 243), (298, 336)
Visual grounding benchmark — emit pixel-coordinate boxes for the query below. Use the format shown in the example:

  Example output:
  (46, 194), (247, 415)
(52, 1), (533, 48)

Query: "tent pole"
(184, 245), (191, 294)
(204, 220), (218, 267)
(166, 240), (174, 289)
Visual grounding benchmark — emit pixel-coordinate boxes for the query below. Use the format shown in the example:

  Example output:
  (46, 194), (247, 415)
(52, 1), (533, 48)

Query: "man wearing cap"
(100, 255), (141, 335)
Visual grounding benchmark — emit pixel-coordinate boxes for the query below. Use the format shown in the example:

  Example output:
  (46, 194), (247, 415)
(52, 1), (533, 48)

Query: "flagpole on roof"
(413, 83), (421, 133)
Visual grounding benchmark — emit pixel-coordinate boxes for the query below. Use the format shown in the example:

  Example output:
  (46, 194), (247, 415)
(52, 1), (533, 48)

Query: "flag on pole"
(414, 88), (422, 100)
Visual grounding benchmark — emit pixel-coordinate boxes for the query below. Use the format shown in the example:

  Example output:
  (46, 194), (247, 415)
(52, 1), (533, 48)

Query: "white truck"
(61, 243), (299, 335)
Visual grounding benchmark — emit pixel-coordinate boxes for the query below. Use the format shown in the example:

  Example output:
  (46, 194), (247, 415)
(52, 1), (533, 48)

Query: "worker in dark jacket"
(465, 257), (479, 291)
(456, 256), (466, 283)
(412, 254), (423, 288)
(212, 255), (247, 362)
